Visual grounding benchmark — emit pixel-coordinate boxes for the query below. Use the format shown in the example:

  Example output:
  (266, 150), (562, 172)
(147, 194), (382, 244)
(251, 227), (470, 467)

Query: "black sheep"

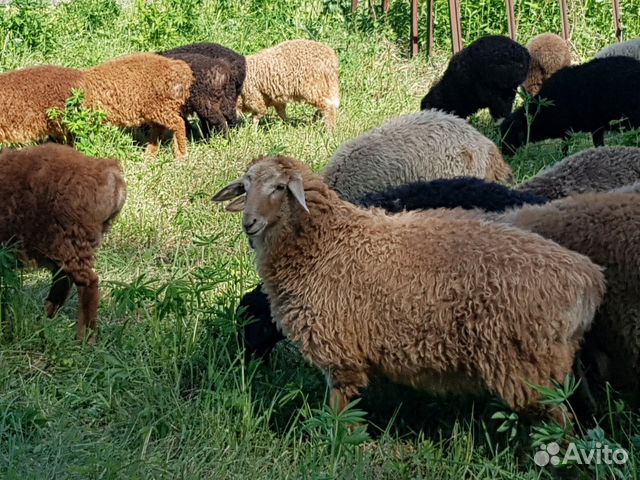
(420, 35), (531, 121)
(238, 177), (548, 361)
(160, 43), (247, 137)
(357, 177), (547, 213)
(160, 52), (238, 137)
(500, 56), (640, 153)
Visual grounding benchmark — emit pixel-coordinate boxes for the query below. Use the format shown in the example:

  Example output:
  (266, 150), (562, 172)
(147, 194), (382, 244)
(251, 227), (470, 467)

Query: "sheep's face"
(500, 111), (527, 154)
(212, 159), (308, 243)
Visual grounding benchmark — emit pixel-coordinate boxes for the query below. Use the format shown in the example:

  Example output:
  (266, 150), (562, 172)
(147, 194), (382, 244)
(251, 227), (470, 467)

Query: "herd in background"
(2, 30), (640, 423)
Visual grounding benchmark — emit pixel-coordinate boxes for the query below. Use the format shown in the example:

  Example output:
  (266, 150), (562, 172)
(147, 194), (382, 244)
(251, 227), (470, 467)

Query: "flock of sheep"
(2, 32), (640, 424)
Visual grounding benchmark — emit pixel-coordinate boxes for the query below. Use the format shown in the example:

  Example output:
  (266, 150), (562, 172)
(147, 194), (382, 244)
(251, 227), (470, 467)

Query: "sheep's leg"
(75, 274), (99, 345)
(326, 365), (370, 412)
(161, 115), (188, 161)
(591, 129), (605, 147)
(273, 103), (288, 122)
(45, 266), (73, 318)
(145, 124), (164, 157)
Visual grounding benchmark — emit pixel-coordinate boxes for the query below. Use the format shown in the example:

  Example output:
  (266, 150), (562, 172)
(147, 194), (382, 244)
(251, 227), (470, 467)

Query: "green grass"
(1, 0), (640, 478)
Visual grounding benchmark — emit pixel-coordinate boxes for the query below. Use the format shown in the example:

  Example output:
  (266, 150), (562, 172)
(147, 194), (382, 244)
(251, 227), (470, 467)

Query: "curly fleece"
(238, 39), (340, 131)
(517, 146), (640, 200)
(497, 192), (640, 402)
(81, 53), (194, 160)
(323, 109), (512, 202)
(0, 143), (126, 343)
(0, 65), (82, 144)
(221, 156), (604, 419)
(523, 33), (571, 95)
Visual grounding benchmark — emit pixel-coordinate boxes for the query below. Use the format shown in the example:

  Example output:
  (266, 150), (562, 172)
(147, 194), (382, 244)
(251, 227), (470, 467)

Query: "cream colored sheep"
(237, 39), (340, 132)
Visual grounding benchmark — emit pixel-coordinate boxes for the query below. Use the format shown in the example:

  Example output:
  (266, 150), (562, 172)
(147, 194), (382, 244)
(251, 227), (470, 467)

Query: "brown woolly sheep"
(0, 144), (127, 343)
(80, 53), (194, 160)
(0, 65), (82, 145)
(523, 33), (572, 96)
(496, 192), (640, 404)
(517, 146), (640, 200)
(212, 156), (605, 421)
(238, 39), (340, 132)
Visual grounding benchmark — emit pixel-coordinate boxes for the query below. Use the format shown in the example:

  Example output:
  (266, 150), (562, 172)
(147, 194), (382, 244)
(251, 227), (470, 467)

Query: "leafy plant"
(0, 0), (58, 55)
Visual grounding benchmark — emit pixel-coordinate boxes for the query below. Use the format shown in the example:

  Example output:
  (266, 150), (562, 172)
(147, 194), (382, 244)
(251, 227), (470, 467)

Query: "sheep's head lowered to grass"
(212, 156), (309, 246)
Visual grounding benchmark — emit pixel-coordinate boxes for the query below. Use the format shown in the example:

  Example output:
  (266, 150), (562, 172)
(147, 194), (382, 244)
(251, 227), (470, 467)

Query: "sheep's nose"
(243, 217), (257, 233)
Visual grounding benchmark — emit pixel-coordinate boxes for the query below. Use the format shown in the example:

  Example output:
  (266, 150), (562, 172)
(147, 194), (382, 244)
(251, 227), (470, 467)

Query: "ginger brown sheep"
(213, 155), (605, 421)
(238, 39), (340, 132)
(0, 143), (127, 343)
(323, 110), (513, 202)
(0, 65), (82, 145)
(523, 33), (572, 95)
(80, 53), (194, 160)
(496, 192), (640, 404)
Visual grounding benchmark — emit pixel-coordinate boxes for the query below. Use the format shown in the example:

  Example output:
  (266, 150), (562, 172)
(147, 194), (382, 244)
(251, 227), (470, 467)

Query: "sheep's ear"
(212, 179), (245, 202)
(225, 195), (246, 212)
(288, 174), (308, 213)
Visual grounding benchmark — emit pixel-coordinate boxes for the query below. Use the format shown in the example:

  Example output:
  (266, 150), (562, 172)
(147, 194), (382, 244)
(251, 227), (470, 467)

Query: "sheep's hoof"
(44, 301), (60, 318)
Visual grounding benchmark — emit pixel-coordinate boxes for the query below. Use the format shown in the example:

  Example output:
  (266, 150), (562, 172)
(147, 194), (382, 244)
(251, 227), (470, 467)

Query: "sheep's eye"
(274, 184), (286, 192)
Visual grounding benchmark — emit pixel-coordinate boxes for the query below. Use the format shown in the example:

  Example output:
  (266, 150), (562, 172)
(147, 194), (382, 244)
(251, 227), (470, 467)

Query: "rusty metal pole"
(411, 0), (419, 57)
(612, 0), (624, 41)
(382, 0), (390, 14)
(351, 0), (358, 13)
(505, 0), (517, 41)
(427, 0), (435, 57)
(449, 0), (463, 54)
(559, 0), (569, 40)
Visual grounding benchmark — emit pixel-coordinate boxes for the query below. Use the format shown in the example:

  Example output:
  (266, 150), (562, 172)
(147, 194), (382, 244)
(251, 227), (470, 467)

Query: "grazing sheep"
(159, 52), (238, 137)
(161, 43), (246, 137)
(213, 155), (605, 421)
(81, 53), (194, 160)
(500, 56), (640, 152)
(0, 143), (127, 343)
(323, 109), (513, 202)
(496, 192), (640, 402)
(357, 177), (547, 213)
(595, 38), (640, 61)
(0, 65), (82, 145)
(420, 35), (531, 121)
(239, 177), (547, 361)
(523, 33), (572, 95)
(237, 39), (340, 131)
(517, 146), (640, 200)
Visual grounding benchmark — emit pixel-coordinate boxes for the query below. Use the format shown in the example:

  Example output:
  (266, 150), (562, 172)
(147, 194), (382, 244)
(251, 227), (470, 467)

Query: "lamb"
(80, 53), (194, 160)
(160, 42), (247, 137)
(213, 155), (605, 420)
(523, 33), (572, 95)
(323, 109), (513, 202)
(500, 56), (640, 152)
(0, 65), (82, 145)
(0, 143), (127, 343)
(420, 35), (531, 121)
(239, 177), (547, 361)
(496, 192), (640, 403)
(159, 52), (238, 137)
(595, 38), (640, 62)
(237, 39), (340, 131)
(517, 146), (640, 200)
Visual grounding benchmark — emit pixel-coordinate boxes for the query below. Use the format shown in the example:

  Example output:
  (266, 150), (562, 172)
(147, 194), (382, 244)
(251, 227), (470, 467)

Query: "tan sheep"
(237, 39), (340, 132)
(522, 33), (571, 96)
(80, 53), (194, 160)
(0, 65), (82, 145)
(212, 155), (605, 422)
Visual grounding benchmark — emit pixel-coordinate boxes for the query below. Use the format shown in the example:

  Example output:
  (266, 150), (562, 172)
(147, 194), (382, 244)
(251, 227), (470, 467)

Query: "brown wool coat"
(497, 192), (640, 400)
(0, 144), (127, 342)
(230, 156), (605, 417)
(523, 33), (572, 95)
(0, 65), (82, 144)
